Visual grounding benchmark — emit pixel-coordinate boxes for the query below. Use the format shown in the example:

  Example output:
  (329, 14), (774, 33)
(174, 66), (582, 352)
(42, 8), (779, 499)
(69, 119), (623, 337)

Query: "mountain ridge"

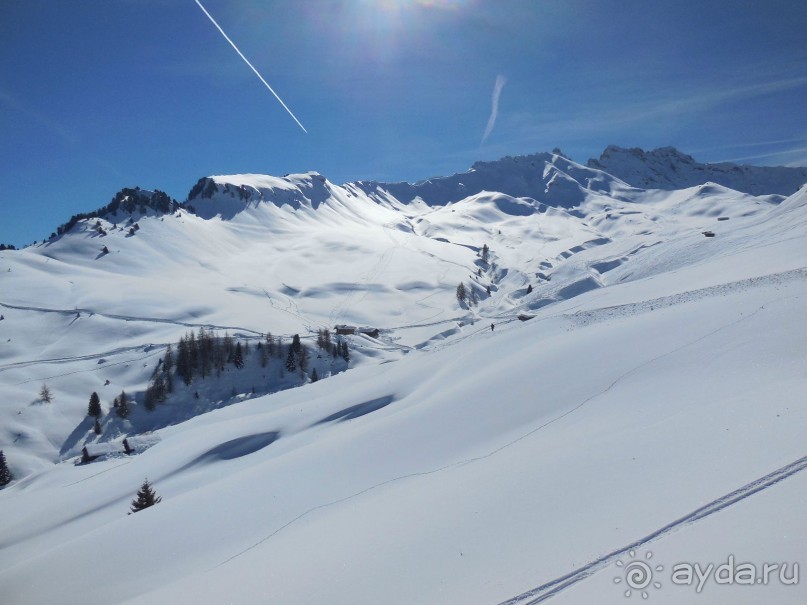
(587, 145), (807, 195)
(26, 147), (807, 245)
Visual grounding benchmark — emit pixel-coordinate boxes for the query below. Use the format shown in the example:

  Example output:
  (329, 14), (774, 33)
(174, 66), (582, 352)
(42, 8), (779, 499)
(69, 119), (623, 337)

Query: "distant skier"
(490, 323), (495, 332)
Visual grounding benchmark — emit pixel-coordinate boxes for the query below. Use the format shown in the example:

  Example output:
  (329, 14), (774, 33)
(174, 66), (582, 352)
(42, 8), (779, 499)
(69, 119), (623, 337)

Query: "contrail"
(193, 0), (307, 134)
(481, 74), (506, 145)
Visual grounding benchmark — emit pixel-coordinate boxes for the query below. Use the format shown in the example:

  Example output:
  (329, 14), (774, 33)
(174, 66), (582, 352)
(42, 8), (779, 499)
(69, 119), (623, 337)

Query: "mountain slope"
(0, 152), (806, 605)
(587, 145), (807, 196)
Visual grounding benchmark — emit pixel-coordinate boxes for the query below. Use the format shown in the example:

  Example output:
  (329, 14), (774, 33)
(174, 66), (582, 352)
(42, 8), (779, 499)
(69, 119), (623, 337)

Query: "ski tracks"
(497, 454), (807, 605)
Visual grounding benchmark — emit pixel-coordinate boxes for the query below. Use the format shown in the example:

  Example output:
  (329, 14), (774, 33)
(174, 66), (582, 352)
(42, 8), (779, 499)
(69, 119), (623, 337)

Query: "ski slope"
(0, 152), (805, 604)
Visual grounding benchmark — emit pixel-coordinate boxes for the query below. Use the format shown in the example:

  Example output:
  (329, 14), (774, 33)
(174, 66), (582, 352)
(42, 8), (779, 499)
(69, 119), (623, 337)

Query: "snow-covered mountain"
(354, 151), (636, 208)
(587, 145), (807, 196)
(1, 150), (805, 605)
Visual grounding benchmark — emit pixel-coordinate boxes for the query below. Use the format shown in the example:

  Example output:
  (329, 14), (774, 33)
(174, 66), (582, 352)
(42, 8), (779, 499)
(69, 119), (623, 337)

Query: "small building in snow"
(335, 325), (357, 335)
(82, 442), (125, 463)
(123, 434), (162, 455)
(358, 327), (380, 338)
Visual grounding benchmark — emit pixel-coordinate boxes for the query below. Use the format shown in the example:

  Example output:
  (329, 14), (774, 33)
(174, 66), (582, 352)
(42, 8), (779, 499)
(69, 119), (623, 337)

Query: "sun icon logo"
(614, 549), (663, 599)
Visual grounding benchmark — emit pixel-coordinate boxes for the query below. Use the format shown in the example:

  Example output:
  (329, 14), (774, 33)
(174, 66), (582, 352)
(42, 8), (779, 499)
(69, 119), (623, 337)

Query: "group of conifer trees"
(83, 328), (351, 425)
(315, 328), (349, 362)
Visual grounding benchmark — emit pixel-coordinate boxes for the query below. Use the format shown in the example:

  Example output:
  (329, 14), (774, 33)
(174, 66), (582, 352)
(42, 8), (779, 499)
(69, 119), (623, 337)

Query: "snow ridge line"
(496, 454), (807, 605)
(569, 266), (807, 327)
(0, 301), (264, 336)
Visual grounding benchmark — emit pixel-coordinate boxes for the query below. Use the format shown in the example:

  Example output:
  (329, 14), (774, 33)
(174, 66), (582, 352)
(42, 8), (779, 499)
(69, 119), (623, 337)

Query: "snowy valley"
(0, 148), (805, 604)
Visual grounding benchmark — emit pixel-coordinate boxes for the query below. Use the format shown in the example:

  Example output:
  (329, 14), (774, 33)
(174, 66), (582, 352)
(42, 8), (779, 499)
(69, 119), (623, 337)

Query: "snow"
(588, 145), (807, 196)
(0, 150), (806, 604)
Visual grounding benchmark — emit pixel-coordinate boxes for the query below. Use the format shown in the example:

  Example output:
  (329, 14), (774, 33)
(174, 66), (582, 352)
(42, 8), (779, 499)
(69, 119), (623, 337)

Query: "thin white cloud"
(481, 75), (507, 146)
(498, 74), (807, 144)
(720, 146), (807, 164)
(193, 0), (307, 134)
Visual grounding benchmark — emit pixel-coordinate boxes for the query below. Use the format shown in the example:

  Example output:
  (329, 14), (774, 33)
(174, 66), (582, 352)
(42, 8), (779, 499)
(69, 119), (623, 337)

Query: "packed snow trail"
(496, 454), (807, 605)
(0, 301), (264, 335)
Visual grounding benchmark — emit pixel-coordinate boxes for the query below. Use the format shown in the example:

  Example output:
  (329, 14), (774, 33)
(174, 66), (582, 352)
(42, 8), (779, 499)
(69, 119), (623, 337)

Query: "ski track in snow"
(0, 301), (264, 336)
(212, 293), (787, 570)
(567, 267), (807, 328)
(496, 453), (807, 605)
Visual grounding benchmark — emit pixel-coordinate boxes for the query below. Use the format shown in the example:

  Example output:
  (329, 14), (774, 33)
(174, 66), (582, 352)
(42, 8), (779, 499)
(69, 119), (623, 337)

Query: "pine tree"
(144, 385), (157, 411)
(285, 345), (297, 372)
(233, 341), (244, 369)
(176, 335), (192, 385)
(188, 331), (199, 376)
(0, 450), (13, 487)
(456, 282), (467, 303)
(163, 344), (174, 393)
(39, 383), (53, 403)
(311, 368), (319, 382)
(291, 333), (302, 353)
(298, 345), (309, 373)
(481, 244), (489, 262)
(116, 390), (129, 419)
(129, 478), (162, 513)
(197, 327), (211, 378)
(469, 285), (478, 306)
(527, 283), (533, 294)
(341, 341), (349, 362)
(88, 392), (102, 418)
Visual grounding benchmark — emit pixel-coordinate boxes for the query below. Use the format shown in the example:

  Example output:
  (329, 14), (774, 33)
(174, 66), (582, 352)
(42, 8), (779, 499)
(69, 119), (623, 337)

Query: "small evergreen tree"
(129, 478), (162, 513)
(163, 343), (174, 376)
(88, 392), (102, 418)
(0, 450), (13, 487)
(527, 284), (533, 294)
(456, 282), (466, 303)
(311, 368), (319, 382)
(144, 385), (157, 411)
(233, 341), (244, 369)
(116, 390), (129, 419)
(39, 383), (53, 403)
(481, 244), (489, 262)
(340, 341), (349, 362)
(291, 333), (302, 353)
(285, 346), (297, 373)
(176, 335), (192, 385)
(298, 345), (310, 374)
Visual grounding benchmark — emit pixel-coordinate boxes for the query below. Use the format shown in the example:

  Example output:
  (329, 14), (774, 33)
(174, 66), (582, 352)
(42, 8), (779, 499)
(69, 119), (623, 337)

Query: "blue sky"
(2, 0), (806, 246)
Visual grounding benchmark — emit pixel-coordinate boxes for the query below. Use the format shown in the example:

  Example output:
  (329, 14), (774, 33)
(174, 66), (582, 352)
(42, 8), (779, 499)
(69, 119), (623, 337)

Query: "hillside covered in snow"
(587, 145), (807, 196)
(0, 149), (805, 605)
